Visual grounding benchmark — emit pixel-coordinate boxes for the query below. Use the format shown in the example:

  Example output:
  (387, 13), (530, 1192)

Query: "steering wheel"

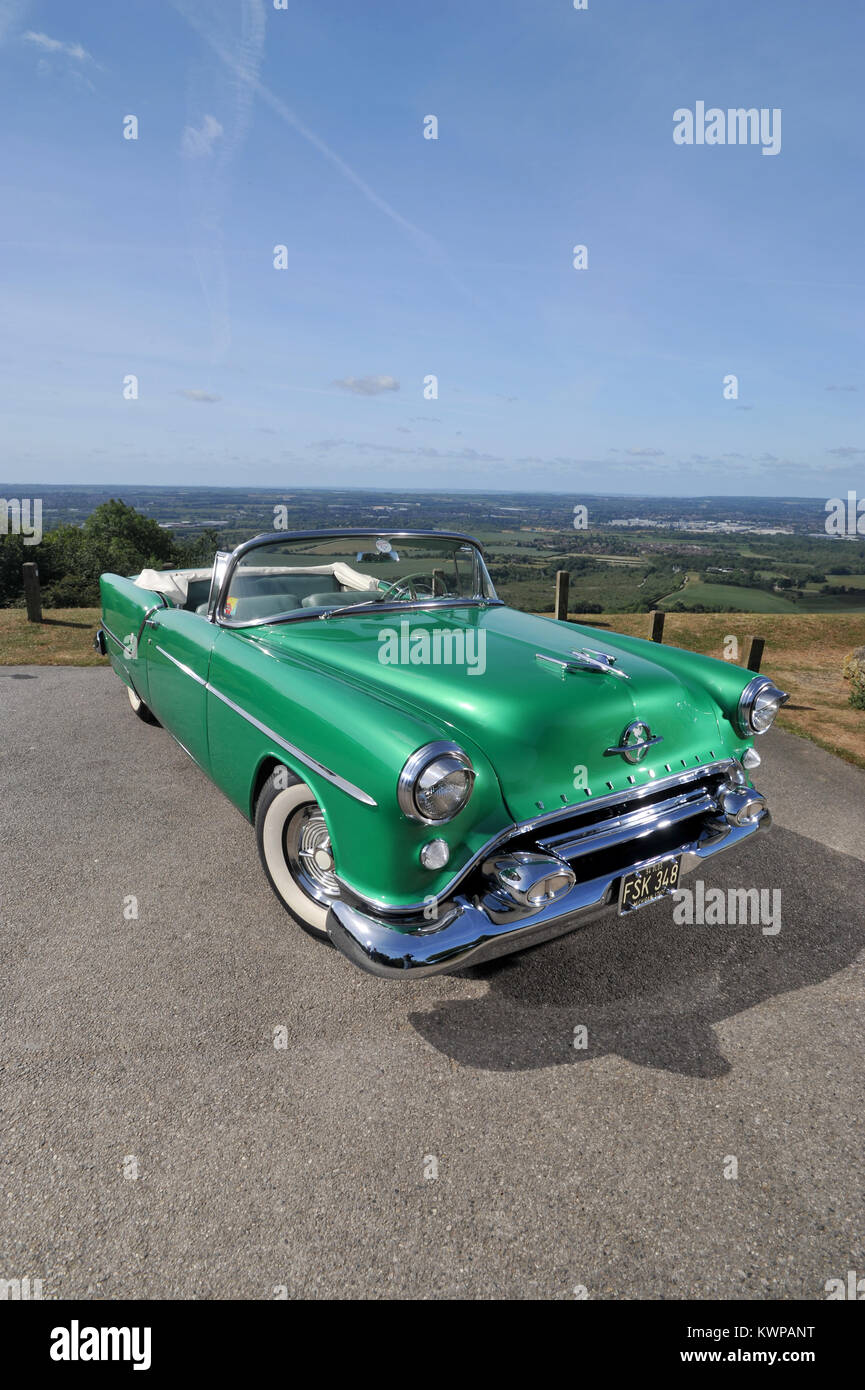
(378, 571), (442, 602)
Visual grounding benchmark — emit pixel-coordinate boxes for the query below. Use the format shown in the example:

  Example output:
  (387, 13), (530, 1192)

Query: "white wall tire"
(127, 684), (158, 724)
(255, 769), (339, 940)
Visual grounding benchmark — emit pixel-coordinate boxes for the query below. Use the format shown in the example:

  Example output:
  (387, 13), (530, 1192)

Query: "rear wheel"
(127, 684), (159, 724)
(255, 768), (340, 940)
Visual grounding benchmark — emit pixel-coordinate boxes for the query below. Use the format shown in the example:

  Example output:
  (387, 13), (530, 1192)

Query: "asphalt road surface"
(1, 665), (863, 1299)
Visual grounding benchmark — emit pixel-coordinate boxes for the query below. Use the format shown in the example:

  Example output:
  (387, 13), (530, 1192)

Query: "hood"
(244, 605), (726, 825)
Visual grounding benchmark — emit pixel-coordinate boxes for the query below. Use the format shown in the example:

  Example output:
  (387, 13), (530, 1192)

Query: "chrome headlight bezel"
(736, 676), (789, 737)
(398, 741), (475, 824)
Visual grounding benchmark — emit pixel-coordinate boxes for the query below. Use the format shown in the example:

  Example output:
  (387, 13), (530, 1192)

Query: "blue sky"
(1, 0), (863, 497)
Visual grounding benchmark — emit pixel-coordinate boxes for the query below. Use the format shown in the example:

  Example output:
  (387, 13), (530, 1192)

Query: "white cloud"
(23, 30), (92, 61)
(332, 375), (400, 397)
(181, 113), (224, 158)
(177, 388), (221, 403)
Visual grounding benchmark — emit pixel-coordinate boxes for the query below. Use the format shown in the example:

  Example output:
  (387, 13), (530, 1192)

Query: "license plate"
(618, 856), (682, 914)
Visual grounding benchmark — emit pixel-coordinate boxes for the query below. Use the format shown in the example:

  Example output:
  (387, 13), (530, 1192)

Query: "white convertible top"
(133, 561), (377, 606)
(133, 568), (210, 605)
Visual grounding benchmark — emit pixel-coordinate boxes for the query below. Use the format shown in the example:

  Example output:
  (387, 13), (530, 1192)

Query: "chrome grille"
(537, 784), (718, 863)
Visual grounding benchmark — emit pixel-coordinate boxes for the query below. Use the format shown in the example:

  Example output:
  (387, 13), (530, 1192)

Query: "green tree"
(1, 500), (211, 608)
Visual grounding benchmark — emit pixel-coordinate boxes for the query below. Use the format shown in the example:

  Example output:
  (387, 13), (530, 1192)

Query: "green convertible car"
(96, 529), (787, 978)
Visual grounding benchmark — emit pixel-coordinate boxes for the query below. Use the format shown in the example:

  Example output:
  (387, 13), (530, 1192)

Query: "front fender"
(205, 628), (511, 909)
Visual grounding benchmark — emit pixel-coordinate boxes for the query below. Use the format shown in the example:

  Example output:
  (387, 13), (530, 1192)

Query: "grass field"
(659, 581), (802, 613)
(788, 591), (865, 612)
(2, 605), (863, 770)
(825, 572), (865, 587)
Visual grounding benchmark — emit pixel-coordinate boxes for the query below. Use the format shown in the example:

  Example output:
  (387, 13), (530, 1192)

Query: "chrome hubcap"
(285, 805), (340, 904)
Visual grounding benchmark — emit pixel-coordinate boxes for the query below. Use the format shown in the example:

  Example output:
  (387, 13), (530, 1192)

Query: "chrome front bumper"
(327, 785), (772, 979)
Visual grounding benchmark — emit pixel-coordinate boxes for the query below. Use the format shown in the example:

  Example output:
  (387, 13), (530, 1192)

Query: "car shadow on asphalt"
(409, 826), (865, 1077)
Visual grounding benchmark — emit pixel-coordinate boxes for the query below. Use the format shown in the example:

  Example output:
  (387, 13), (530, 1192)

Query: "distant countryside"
(2, 485), (865, 616)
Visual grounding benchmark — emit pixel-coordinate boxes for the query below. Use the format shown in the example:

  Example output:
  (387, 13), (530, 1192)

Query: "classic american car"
(96, 529), (787, 978)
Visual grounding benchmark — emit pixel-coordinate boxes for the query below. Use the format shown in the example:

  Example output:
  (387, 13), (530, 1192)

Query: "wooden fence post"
(554, 570), (570, 621)
(22, 562), (42, 623)
(744, 635), (765, 672)
(648, 609), (665, 643)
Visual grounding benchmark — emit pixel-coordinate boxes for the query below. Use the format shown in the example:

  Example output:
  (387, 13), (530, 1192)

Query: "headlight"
(736, 676), (789, 736)
(398, 742), (475, 823)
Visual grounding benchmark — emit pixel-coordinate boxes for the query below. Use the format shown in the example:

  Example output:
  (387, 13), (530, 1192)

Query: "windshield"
(218, 534), (498, 625)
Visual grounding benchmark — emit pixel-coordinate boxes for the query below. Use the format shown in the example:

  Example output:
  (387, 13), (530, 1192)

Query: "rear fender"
(99, 573), (166, 705)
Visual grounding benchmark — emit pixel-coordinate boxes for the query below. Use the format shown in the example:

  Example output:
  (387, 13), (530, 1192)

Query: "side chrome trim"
(144, 633), (376, 806)
(205, 681), (377, 807)
(101, 621), (127, 652)
(155, 644), (207, 687)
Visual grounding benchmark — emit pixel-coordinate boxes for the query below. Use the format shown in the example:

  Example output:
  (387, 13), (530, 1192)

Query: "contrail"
(171, 0), (470, 291)
(175, 0), (267, 363)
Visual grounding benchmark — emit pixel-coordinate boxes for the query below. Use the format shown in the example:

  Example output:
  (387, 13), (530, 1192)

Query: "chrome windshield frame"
(212, 529), (498, 630)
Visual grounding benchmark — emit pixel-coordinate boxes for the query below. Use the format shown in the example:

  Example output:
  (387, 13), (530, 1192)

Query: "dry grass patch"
(0, 608), (103, 666)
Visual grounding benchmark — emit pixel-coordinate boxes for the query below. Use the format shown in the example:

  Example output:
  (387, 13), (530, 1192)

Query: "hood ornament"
(535, 647), (630, 681)
(606, 720), (663, 764)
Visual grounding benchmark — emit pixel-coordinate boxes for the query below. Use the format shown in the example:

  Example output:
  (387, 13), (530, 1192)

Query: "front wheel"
(255, 768), (340, 940)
